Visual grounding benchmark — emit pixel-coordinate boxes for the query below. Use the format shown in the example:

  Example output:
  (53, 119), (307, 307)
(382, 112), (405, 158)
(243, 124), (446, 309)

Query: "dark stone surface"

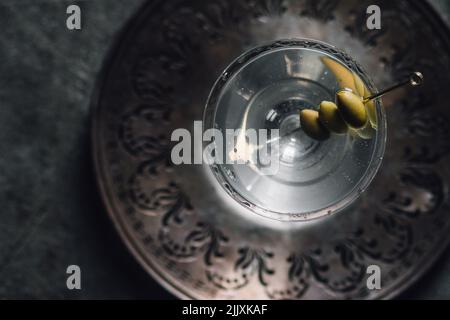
(0, 0), (448, 299)
(0, 0), (172, 299)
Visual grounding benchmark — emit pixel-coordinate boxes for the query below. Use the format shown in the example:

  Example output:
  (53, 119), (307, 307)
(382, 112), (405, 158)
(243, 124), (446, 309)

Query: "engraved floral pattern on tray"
(92, 0), (450, 299)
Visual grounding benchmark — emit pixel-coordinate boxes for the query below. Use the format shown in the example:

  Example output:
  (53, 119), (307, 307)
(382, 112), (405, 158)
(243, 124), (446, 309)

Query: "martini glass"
(203, 39), (387, 221)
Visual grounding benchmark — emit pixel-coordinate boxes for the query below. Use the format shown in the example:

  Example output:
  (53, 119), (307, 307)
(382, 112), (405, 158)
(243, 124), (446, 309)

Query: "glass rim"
(203, 38), (387, 222)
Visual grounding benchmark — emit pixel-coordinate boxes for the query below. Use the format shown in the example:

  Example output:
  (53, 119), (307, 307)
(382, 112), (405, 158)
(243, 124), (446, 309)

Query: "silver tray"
(92, 0), (450, 299)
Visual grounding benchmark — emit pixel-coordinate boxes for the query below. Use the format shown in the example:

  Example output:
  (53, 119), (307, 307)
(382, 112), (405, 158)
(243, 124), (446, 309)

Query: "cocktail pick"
(363, 71), (424, 103)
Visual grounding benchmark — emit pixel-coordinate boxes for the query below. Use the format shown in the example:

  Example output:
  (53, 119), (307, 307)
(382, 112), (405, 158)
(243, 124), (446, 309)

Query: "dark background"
(0, 0), (449, 299)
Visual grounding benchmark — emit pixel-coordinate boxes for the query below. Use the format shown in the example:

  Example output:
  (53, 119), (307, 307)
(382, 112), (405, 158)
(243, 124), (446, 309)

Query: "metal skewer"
(363, 71), (424, 103)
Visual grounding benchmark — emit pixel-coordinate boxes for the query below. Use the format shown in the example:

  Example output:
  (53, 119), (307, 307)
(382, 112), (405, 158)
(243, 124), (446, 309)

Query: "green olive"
(318, 101), (348, 134)
(353, 73), (366, 98)
(336, 90), (368, 129)
(365, 100), (377, 128)
(300, 109), (330, 141)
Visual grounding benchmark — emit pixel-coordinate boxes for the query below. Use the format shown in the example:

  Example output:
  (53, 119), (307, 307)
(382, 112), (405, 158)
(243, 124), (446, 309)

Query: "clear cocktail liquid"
(205, 41), (385, 221)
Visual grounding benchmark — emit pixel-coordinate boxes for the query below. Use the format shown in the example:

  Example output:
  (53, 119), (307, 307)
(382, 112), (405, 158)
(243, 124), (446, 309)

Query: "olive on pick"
(300, 109), (330, 141)
(336, 90), (368, 129)
(353, 73), (366, 98)
(365, 98), (377, 128)
(320, 56), (359, 94)
(318, 101), (348, 134)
